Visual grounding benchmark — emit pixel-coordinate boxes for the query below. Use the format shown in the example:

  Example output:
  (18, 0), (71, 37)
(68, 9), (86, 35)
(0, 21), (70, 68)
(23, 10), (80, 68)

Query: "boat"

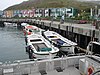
(21, 23), (40, 36)
(78, 41), (100, 75)
(26, 34), (59, 59)
(42, 30), (77, 54)
(23, 25), (40, 36)
(79, 55), (100, 75)
(4, 22), (17, 27)
(87, 41), (100, 55)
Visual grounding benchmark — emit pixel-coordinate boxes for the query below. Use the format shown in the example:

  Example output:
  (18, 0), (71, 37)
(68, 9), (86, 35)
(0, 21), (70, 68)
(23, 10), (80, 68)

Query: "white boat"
(26, 34), (59, 59)
(87, 41), (100, 55)
(78, 41), (100, 75)
(4, 22), (17, 27)
(42, 30), (77, 53)
(22, 24), (40, 36)
(21, 23), (28, 27)
(4, 22), (12, 25)
(79, 55), (100, 75)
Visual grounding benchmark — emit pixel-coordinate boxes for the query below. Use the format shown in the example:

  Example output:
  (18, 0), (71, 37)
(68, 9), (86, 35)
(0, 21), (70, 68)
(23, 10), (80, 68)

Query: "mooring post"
(66, 26), (68, 38)
(71, 26), (74, 41)
(58, 24), (60, 34)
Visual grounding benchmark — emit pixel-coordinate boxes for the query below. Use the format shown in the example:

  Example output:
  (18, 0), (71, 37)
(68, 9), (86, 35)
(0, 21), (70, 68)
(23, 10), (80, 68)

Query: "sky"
(0, 0), (28, 10)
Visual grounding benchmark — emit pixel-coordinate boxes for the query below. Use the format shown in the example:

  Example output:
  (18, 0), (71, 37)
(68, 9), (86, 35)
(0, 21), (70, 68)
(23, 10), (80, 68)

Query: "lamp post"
(95, 6), (98, 19)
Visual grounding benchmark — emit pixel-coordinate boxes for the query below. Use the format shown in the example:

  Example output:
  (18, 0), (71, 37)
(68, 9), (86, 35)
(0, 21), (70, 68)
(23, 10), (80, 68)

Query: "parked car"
(78, 20), (88, 24)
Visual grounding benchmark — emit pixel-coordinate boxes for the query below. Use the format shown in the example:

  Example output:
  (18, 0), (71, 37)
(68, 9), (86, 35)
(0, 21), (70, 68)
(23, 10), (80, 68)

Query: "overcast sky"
(0, 0), (28, 10)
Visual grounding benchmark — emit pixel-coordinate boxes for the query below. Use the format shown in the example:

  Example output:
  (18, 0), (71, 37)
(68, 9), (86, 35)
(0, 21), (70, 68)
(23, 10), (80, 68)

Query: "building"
(34, 8), (42, 17)
(0, 10), (3, 17)
(6, 10), (13, 18)
(2, 7), (77, 18)
(13, 10), (22, 17)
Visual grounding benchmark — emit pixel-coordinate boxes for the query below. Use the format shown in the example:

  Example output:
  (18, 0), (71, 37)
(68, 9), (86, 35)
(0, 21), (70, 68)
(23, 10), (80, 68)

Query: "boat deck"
(29, 67), (81, 75)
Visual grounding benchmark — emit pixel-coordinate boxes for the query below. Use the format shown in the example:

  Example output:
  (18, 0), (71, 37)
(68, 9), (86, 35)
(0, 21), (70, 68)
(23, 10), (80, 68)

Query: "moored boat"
(42, 30), (77, 54)
(21, 23), (40, 36)
(79, 55), (100, 75)
(87, 41), (100, 55)
(79, 41), (100, 75)
(24, 25), (40, 36)
(26, 34), (59, 59)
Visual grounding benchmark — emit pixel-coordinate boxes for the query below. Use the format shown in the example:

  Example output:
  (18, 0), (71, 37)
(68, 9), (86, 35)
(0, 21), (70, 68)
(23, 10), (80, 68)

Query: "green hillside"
(5, 0), (100, 10)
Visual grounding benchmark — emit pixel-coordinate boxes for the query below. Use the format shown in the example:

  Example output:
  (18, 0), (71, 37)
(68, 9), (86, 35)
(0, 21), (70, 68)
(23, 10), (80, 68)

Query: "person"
(61, 15), (64, 24)
(29, 49), (33, 59)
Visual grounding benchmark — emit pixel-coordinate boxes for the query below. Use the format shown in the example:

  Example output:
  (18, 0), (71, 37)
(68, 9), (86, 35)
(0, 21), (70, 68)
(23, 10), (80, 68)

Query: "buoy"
(88, 66), (94, 75)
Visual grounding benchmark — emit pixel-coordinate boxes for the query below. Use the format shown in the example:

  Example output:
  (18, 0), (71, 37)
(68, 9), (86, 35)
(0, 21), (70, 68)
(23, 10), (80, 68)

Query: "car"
(78, 20), (88, 24)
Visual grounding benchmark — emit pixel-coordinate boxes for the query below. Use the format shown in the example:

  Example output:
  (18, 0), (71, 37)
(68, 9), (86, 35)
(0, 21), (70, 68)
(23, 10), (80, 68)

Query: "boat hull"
(33, 52), (58, 59)
(60, 46), (75, 53)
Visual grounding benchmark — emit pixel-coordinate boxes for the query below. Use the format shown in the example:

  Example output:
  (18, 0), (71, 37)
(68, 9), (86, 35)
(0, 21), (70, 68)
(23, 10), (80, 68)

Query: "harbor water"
(0, 25), (29, 63)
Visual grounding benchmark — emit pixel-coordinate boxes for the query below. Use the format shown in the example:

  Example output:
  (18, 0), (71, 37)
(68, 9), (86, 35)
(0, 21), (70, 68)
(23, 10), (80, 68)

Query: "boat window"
(30, 39), (42, 42)
(47, 36), (57, 38)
